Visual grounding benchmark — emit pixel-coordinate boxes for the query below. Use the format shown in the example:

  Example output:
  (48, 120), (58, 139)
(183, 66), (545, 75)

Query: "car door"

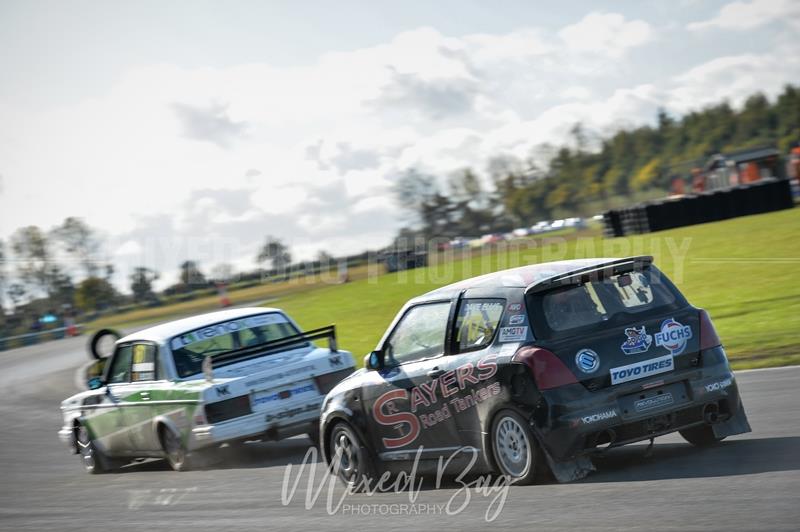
(362, 300), (463, 461)
(122, 342), (163, 452)
(446, 297), (507, 451)
(88, 344), (136, 454)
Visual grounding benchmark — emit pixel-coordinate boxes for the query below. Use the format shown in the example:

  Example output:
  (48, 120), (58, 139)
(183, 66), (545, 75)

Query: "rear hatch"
(526, 265), (700, 391)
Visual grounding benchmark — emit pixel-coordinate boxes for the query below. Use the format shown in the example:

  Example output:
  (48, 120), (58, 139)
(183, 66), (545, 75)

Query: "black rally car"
(319, 256), (751, 485)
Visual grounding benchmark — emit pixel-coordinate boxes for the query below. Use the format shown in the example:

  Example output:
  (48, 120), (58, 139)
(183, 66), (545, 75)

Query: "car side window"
(385, 302), (451, 366)
(131, 343), (157, 382)
(107, 345), (133, 384)
(454, 299), (504, 352)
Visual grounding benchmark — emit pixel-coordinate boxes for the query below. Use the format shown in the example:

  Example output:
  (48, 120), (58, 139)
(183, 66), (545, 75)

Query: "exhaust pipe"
(703, 403), (720, 424)
(591, 429), (617, 450)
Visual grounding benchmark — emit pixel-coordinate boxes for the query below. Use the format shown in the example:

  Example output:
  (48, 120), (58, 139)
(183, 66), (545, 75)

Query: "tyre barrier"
(603, 178), (794, 237)
(88, 329), (122, 360)
(0, 325), (83, 352)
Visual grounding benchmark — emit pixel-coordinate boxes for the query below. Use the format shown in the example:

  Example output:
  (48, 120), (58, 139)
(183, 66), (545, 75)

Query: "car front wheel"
(76, 424), (108, 474)
(490, 409), (542, 485)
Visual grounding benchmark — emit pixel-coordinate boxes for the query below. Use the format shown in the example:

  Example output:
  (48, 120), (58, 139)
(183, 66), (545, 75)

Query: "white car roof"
(118, 307), (286, 344)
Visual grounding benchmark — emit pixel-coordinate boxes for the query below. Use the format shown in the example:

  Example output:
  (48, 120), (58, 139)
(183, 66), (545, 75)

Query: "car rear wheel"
(76, 424), (109, 474)
(490, 409), (542, 485)
(160, 426), (195, 471)
(680, 424), (726, 447)
(329, 422), (375, 492)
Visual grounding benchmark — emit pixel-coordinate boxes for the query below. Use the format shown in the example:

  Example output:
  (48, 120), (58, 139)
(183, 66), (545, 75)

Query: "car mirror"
(365, 350), (384, 371)
(87, 376), (105, 390)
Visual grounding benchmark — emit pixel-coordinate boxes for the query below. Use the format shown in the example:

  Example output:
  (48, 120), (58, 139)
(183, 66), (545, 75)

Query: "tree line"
(0, 216), (303, 334)
(394, 85), (800, 239)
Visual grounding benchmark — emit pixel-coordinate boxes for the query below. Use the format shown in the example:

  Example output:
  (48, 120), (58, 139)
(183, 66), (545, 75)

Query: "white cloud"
(687, 0), (800, 31)
(561, 86), (593, 100)
(558, 12), (655, 58)
(668, 48), (800, 111)
(1, 11), (797, 290)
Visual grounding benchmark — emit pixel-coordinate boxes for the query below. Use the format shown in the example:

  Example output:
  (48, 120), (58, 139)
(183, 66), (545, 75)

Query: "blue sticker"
(621, 326), (653, 355)
(575, 349), (600, 374)
(654, 318), (693, 355)
(508, 314), (525, 326)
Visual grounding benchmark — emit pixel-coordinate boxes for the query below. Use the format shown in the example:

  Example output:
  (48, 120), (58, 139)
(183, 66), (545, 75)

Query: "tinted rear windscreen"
(528, 268), (683, 337)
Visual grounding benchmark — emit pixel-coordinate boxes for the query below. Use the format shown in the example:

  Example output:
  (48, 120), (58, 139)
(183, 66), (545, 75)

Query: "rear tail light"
(193, 408), (207, 426)
(512, 346), (578, 390)
(314, 368), (354, 395)
(205, 395), (252, 424)
(699, 309), (721, 350)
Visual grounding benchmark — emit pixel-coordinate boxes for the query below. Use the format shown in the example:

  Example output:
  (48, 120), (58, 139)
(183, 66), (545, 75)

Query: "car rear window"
(170, 313), (301, 378)
(530, 268), (681, 335)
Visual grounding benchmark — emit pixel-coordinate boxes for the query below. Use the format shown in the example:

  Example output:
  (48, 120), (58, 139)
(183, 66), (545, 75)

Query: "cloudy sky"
(1, 0), (798, 289)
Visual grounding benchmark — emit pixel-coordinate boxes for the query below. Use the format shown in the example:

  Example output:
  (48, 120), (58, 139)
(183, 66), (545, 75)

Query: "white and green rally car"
(58, 307), (355, 473)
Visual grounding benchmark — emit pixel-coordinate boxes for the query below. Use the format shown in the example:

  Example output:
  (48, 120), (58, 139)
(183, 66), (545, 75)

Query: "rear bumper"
(189, 397), (323, 450)
(539, 347), (749, 461)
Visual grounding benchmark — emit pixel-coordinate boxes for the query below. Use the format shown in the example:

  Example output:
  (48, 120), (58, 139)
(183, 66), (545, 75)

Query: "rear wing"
(525, 255), (653, 295)
(202, 325), (338, 382)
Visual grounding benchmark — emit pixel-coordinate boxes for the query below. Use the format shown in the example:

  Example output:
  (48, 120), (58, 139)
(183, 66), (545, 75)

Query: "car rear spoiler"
(202, 325), (338, 382)
(525, 255), (653, 295)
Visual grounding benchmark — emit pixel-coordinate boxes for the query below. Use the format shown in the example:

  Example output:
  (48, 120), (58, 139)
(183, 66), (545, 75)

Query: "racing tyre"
(490, 409), (542, 485)
(88, 329), (121, 360)
(160, 426), (198, 472)
(329, 422), (376, 492)
(680, 424), (726, 447)
(76, 424), (110, 474)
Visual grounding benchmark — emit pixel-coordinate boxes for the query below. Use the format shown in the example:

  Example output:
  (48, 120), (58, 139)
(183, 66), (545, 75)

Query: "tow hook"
(644, 413), (673, 433)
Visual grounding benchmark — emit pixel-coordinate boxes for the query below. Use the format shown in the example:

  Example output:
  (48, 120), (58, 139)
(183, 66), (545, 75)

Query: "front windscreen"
(170, 313), (301, 378)
(531, 268), (681, 335)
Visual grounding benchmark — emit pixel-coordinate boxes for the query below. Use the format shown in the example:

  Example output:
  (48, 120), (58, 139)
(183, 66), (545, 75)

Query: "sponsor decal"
(705, 377), (732, 393)
(253, 383), (315, 406)
(498, 326), (527, 342)
(610, 354), (674, 385)
(654, 318), (693, 355)
(508, 314), (525, 326)
(581, 409), (618, 425)
(329, 355), (343, 368)
(372, 355), (499, 449)
(265, 402), (318, 423)
(620, 326), (653, 355)
(507, 303), (522, 312)
(634, 392), (674, 413)
(575, 349), (600, 374)
(215, 385), (231, 397)
(170, 313), (289, 350)
(244, 365), (316, 387)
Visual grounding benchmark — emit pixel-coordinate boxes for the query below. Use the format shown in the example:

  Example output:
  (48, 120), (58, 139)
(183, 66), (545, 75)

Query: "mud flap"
(540, 444), (595, 483)
(529, 421), (595, 483)
(713, 401), (752, 439)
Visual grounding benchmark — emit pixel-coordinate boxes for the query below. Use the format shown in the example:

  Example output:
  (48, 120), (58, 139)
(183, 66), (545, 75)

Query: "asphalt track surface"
(1, 336), (799, 531)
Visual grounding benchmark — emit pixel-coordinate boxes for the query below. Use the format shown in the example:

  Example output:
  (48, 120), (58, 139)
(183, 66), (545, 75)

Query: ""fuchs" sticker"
(654, 318), (693, 355)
